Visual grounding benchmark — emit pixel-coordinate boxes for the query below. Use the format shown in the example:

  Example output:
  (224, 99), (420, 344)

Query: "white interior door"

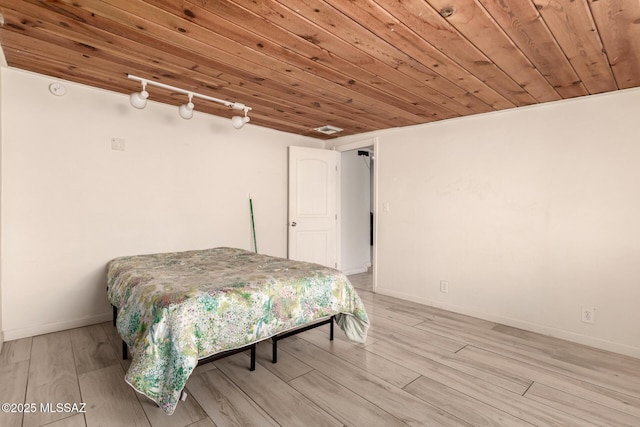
(288, 146), (338, 268)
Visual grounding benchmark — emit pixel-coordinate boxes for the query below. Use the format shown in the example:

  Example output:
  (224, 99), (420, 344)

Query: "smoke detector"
(314, 125), (343, 135)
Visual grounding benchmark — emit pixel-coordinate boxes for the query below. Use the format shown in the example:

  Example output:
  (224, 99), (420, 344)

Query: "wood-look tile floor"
(2, 271), (640, 426)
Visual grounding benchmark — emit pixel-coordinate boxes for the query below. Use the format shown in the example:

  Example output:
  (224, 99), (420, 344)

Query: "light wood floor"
(2, 272), (640, 426)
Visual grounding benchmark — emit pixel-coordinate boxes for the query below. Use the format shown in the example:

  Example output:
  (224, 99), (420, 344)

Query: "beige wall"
(0, 68), (322, 340)
(334, 87), (640, 357)
(0, 52), (5, 351)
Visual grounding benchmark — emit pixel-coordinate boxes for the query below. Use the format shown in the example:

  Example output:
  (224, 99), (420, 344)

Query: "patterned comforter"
(107, 247), (369, 414)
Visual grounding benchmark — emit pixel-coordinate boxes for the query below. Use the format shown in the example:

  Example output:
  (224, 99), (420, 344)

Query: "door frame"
(333, 136), (379, 293)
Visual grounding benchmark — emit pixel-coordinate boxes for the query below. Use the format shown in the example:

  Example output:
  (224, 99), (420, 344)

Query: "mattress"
(107, 247), (369, 414)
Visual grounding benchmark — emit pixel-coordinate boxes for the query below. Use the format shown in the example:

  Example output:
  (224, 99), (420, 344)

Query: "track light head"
(178, 94), (195, 120)
(129, 81), (149, 109)
(231, 107), (251, 129)
(130, 90), (149, 109)
(231, 115), (250, 129)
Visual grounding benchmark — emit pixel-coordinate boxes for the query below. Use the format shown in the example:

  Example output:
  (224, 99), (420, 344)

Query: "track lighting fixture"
(128, 75), (251, 129)
(231, 107), (251, 129)
(178, 93), (194, 120)
(129, 81), (149, 109)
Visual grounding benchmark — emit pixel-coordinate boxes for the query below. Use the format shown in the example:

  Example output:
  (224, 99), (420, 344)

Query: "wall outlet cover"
(581, 307), (596, 324)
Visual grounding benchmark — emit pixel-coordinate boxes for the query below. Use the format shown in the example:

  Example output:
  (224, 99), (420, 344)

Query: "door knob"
(291, 221), (297, 227)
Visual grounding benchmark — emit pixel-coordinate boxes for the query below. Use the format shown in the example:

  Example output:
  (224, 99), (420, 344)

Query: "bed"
(107, 247), (369, 415)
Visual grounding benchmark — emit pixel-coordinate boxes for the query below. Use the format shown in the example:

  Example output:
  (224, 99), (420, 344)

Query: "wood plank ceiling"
(1, 0), (639, 139)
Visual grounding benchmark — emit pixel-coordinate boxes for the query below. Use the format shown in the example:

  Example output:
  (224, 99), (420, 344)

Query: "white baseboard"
(343, 261), (372, 276)
(2, 312), (112, 341)
(375, 287), (640, 359)
(343, 267), (368, 275)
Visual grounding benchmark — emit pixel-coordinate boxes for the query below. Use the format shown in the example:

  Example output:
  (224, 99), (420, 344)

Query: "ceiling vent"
(314, 125), (343, 135)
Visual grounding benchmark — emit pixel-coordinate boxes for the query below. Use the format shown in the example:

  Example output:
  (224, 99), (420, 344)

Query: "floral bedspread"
(107, 247), (369, 414)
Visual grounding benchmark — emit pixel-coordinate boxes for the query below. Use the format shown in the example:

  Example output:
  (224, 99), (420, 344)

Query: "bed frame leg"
(112, 305), (117, 326)
(250, 344), (256, 371)
(271, 315), (335, 364)
(272, 338), (278, 364)
(330, 316), (334, 341)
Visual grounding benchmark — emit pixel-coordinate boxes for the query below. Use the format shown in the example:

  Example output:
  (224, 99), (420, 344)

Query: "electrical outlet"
(581, 307), (596, 324)
(440, 280), (449, 293)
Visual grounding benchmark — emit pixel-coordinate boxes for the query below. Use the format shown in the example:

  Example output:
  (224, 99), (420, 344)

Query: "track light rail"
(127, 74), (251, 128)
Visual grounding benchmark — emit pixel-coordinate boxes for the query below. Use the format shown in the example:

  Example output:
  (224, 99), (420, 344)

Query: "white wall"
(0, 51), (5, 352)
(334, 87), (640, 357)
(0, 68), (322, 341)
(340, 149), (371, 274)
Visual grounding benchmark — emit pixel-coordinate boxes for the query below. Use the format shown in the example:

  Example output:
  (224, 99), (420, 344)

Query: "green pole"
(250, 197), (258, 253)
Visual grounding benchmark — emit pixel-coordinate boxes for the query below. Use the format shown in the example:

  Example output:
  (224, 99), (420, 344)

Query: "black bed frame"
(112, 305), (334, 370)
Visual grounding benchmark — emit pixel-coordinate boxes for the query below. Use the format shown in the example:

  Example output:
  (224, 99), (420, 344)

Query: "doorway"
(340, 145), (374, 291)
